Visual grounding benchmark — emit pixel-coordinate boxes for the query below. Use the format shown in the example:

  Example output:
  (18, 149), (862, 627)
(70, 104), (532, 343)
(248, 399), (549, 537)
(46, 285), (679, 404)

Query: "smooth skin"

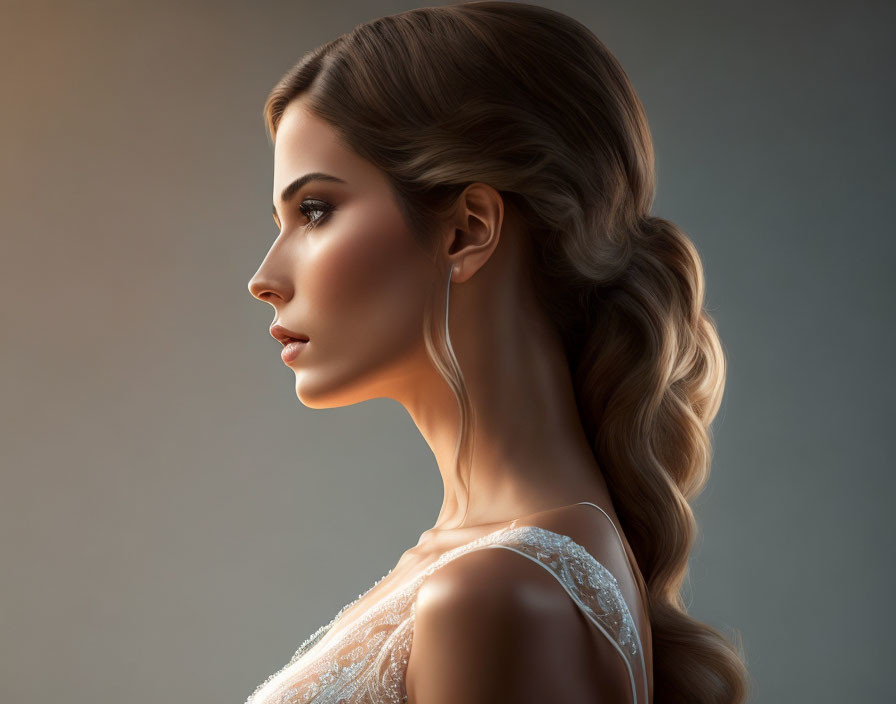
(248, 99), (651, 702)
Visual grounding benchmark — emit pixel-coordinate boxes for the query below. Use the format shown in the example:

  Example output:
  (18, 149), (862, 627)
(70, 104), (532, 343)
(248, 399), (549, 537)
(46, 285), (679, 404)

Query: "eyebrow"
(273, 172), (347, 219)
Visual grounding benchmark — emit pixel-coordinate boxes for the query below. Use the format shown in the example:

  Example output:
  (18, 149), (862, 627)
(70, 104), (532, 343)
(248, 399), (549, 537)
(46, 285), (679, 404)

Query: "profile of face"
(247, 99), (439, 408)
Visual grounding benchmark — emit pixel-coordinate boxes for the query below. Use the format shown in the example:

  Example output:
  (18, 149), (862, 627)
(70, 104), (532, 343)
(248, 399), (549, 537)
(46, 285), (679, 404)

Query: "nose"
(248, 238), (294, 303)
(248, 270), (283, 304)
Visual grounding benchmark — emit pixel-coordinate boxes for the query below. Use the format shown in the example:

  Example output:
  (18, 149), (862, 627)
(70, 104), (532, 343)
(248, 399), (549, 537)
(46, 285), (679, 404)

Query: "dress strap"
(573, 500), (641, 599)
(574, 501), (626, 550)
(573, 500), (651, 702)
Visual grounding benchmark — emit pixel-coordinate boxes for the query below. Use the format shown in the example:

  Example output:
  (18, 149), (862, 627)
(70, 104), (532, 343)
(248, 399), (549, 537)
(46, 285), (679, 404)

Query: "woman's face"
(248, 99), (438, 407)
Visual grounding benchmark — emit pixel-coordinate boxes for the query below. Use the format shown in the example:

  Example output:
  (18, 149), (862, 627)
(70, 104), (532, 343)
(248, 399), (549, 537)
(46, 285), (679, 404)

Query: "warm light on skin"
(248, 98), (612, 537)
(250, 99), (443, 410)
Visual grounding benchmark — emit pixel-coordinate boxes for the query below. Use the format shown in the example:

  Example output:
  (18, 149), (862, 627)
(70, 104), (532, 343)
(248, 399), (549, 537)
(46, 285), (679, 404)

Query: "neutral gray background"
(1, 1), (892, 702)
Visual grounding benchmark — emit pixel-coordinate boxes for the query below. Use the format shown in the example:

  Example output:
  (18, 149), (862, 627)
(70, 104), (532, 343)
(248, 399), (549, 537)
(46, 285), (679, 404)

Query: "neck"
(395, 283), (609, 531)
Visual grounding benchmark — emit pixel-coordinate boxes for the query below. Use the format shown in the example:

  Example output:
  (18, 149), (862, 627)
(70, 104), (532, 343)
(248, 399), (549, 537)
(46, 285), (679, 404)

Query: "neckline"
(256, 501), (649, 704)
(299, 501), (630, 664)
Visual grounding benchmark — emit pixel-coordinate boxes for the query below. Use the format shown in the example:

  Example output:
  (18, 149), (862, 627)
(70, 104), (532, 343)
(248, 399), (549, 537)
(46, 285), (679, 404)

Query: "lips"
(281, 339), (308, 364)
(269, 324), (310, 345)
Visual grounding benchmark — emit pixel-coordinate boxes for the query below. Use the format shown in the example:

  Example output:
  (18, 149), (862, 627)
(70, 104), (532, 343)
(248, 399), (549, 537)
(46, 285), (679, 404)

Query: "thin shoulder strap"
(575, 500), (651, 702)
(574, 501), (626, 550)
(574, 500), (641, 595)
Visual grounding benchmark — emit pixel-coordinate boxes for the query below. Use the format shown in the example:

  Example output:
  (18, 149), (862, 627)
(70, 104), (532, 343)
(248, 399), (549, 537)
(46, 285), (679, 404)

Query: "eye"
(298, 198), (334, 229)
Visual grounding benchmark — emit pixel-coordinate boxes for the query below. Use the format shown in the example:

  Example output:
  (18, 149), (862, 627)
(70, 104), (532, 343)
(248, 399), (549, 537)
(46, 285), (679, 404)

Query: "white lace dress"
(244, 502), (649, 704)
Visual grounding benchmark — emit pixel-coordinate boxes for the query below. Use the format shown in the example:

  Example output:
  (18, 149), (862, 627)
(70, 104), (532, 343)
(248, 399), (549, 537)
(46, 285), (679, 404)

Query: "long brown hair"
(262, 2), (750, 701)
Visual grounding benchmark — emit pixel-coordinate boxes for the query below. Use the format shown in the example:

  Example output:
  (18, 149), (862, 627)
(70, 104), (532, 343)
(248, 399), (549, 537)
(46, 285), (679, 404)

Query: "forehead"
(273, 100), (361, 198)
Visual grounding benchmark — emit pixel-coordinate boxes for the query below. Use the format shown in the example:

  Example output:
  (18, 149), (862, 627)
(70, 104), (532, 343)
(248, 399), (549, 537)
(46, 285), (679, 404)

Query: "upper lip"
(270, 324), (310, 345)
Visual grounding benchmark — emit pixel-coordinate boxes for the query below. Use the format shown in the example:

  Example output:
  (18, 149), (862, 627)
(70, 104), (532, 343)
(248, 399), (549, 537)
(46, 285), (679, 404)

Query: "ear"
(444, 183), (504, 283)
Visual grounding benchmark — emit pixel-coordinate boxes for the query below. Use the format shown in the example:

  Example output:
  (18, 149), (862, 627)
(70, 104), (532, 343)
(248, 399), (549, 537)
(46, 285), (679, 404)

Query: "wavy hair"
(262, 2), (750, 701)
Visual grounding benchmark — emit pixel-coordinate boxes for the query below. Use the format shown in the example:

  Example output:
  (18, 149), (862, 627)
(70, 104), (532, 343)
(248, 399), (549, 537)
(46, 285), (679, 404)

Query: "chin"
(293, 375), (366, 410)
(291, 352), (407, 408)
(294, 384), (338, 410)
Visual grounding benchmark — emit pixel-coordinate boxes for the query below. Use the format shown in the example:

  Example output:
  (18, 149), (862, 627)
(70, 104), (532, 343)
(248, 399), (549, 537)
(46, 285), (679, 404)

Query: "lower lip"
(281, 339), (309, 363)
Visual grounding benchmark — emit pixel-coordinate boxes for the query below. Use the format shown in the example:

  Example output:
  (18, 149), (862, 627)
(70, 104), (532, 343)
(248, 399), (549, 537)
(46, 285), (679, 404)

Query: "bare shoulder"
(404, 544), (632, 704)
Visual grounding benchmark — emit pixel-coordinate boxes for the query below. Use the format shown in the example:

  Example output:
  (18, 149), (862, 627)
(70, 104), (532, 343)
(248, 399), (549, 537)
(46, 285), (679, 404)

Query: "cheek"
(303, 208), (430, 358)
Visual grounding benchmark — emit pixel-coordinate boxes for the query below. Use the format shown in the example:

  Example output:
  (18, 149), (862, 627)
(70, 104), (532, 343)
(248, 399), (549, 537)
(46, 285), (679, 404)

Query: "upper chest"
(296, 543), (444, 662)
(247, 517), (650, 704)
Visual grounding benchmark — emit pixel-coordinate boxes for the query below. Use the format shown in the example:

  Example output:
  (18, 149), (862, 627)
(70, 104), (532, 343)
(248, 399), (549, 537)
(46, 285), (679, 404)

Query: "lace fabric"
(244, 504), (648, 704)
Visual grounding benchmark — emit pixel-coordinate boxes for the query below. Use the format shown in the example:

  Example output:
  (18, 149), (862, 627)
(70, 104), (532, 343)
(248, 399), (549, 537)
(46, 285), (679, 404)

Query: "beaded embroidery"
(244, 518), (647, 704)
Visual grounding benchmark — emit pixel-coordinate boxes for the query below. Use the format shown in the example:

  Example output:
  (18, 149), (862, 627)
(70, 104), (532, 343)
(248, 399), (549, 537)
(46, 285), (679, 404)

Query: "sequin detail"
(243, 523), (647, 704)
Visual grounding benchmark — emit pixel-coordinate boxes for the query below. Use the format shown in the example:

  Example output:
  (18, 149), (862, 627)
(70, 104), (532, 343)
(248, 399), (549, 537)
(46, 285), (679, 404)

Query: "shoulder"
(405, 541), (625, 703)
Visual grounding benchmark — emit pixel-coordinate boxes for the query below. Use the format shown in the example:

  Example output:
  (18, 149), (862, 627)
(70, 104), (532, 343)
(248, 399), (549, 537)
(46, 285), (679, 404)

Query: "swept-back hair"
(263, 2), (750, 701)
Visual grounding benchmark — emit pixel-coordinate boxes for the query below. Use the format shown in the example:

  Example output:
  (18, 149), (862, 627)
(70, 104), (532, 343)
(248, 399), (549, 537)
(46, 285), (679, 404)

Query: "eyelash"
(298, 198), (334, 229)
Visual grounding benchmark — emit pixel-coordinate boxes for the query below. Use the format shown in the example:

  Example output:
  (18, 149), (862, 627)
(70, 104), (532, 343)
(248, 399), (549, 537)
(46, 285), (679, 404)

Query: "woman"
(246, 2), (749, 702)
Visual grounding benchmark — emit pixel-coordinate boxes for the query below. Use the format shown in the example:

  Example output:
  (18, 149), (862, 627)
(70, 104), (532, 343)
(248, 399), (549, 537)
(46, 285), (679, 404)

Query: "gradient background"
(1, 1), (893, 702)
